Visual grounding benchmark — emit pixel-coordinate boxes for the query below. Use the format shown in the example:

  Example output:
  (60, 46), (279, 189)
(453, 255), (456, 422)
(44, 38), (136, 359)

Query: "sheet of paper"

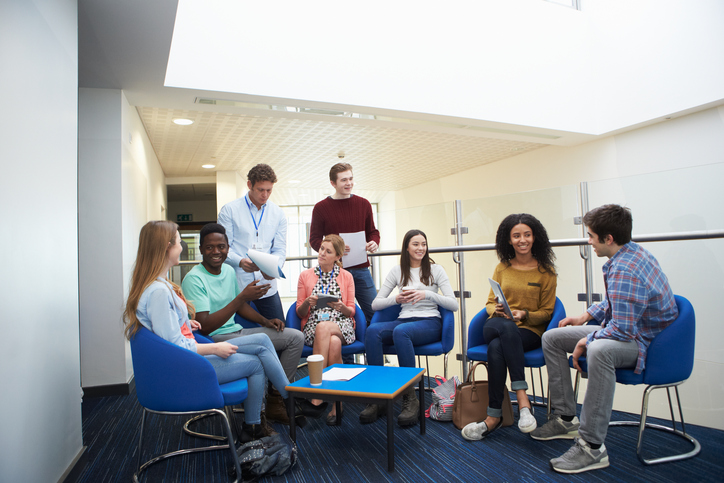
(340, 231), (367, 268)
(488, 278), (514, 319)
(322, 367), (366, 381)
(247, 249), (286, 279)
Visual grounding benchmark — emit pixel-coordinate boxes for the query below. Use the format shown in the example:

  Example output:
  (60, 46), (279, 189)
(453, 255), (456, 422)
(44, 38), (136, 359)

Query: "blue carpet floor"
(76, 376), (723, 483)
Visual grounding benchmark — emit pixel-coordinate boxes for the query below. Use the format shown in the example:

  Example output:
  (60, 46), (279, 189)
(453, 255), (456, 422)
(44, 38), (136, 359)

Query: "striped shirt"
(586, 242), (678, 374)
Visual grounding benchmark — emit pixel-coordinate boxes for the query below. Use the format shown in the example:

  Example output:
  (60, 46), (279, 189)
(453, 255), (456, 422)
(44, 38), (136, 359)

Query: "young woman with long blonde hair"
(124, 220), (292, 442)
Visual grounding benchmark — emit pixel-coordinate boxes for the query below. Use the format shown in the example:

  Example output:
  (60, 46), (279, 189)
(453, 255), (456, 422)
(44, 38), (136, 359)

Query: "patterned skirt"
(303, 317), (356, 346)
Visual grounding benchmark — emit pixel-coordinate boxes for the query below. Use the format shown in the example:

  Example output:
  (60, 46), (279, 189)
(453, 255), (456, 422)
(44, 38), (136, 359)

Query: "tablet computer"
(488, 278), (514, 319)
(316, 294), (340, 307)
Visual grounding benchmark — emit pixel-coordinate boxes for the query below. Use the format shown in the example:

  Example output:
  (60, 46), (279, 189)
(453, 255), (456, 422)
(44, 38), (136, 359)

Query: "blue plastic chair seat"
(567, 295), (700, 465)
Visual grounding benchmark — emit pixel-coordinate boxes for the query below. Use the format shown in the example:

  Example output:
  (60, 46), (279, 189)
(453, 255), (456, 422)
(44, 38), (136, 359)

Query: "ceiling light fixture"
(194, 97), (560, 140)
(173, 118), (194, 125)
(202, 164), (215, 169)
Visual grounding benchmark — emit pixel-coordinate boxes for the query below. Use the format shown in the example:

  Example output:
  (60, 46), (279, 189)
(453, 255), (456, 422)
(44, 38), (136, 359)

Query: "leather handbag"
(452, 362), (514, 430)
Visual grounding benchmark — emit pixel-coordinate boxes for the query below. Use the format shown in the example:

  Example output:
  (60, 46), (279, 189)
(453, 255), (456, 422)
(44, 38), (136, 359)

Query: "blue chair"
(130, 326), (248, 482)
(467, 297), (566, 406)
(569, 295), (700, 465)
(286, 302), (367, 358)
(234, 301), (262, 328)
(369, 304), (456, 380)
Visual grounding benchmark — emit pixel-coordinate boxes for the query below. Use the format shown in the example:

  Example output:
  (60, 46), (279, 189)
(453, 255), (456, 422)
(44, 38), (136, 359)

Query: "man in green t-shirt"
(182, 223), (306, 425)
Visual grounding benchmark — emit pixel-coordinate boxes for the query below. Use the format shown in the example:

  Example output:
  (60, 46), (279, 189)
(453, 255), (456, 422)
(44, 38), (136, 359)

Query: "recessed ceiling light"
(202, 164), (215, 169)
(289, 180), (301, 184)
(173, 118), (194, 125)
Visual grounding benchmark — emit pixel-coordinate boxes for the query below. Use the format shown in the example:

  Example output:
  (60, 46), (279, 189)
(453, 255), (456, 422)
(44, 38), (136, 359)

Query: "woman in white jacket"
(361, 229), (458, 426)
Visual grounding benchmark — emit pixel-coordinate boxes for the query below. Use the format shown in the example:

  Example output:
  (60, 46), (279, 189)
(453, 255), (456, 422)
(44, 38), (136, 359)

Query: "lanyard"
(244, 196), (266, 237)
(315, 267), (331, 294)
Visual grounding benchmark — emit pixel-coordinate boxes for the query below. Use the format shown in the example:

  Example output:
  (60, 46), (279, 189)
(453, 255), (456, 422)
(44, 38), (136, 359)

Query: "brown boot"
(260, 411), (278, 437)
(265, 389), (290, 425)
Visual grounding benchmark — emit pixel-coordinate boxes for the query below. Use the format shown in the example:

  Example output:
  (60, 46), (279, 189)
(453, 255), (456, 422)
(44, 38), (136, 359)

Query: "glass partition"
(165, 165), (723, 428)
(587, 164), (724, 366)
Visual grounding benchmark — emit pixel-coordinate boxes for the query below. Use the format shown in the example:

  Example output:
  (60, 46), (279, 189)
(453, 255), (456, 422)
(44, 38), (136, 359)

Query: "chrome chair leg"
(135, 408), (241, 483)
(609, 383), (700, 465)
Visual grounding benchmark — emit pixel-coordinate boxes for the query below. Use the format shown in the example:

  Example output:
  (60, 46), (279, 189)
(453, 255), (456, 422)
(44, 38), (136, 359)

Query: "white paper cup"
(307, 354), (325, 386)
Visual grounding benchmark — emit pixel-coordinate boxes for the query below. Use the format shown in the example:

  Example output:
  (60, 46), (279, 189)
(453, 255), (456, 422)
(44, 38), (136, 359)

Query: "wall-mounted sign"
(177, 214), (193, 222)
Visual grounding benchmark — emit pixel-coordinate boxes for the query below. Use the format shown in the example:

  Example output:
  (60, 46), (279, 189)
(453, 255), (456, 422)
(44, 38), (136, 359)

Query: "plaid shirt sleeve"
(587, 268), (648, 344)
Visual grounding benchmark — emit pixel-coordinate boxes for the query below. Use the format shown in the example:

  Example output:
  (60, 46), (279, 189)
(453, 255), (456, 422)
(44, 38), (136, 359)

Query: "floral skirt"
(303, 317), (356, 346)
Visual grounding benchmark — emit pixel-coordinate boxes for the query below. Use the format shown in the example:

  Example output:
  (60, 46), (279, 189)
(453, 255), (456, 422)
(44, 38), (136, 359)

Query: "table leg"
(289, 395), (296, 442)
(419, 377), (426, 435)
(387, 399), (395, 471)
(336, 400), (342, 425)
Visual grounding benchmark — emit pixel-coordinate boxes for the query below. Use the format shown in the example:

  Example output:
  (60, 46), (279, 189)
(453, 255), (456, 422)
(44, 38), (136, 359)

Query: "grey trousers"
(542, 325), (638, 445)
(213, 327), (304, 383)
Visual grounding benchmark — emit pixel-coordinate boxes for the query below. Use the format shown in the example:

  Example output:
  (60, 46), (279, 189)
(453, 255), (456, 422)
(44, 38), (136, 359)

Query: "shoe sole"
(397, 417), (419, 427)
(530, 430), (579, 441)
(550, 456), (609, 474)
(359, 407), (386, 424)
(519, 421), (537, 433)
(461, 429), (483, 441)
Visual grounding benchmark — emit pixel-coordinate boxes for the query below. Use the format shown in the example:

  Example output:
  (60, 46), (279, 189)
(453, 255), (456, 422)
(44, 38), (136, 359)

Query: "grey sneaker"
(530, 415), (580, 440)
(397, 392), (419, 426)
(550, 438), (609, 474)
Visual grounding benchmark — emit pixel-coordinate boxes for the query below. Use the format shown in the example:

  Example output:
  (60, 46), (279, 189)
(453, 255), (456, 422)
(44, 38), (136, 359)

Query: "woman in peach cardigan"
(296, 234), (356, 424)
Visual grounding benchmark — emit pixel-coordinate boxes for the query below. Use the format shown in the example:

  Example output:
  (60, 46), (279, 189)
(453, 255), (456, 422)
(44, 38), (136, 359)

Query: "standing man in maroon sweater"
(309, 163), (380, 326)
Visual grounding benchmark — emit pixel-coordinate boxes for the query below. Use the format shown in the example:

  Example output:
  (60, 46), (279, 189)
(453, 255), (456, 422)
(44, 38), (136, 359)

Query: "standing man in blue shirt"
(531, 204), (678, 474)
(218, 164), (288, 322)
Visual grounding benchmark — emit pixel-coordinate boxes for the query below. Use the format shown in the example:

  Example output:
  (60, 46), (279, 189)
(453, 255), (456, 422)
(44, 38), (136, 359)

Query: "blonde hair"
(123, 220), (195, 339)
(321, 234), (346, 268)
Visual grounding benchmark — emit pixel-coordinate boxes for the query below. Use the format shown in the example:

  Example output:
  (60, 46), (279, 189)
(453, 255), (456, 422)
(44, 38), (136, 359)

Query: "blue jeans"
(542, 325), (638, 445)
(365, 316), (442, 368)
(205, 333), (289, 424)
(253, 292), (286, 322)
(483, 317), (541, 416)
(347, 268), (377, 326)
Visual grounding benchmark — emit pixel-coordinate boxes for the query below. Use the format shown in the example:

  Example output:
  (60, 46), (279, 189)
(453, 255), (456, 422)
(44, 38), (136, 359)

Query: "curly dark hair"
(495, 213), (556, 275)
(247, 164), (277, 186)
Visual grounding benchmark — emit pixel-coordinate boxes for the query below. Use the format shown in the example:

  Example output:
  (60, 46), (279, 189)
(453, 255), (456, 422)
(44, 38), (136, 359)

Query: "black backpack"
(230, 434), (298, 481)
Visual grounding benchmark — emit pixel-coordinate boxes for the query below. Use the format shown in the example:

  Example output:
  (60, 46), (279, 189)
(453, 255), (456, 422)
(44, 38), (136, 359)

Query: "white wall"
(79, 88), (166, 388)
(216, 170), (246, 214)
(0, 1), (83, 481)
(79, 89), (127, 388)
(386, 106), (724, 429)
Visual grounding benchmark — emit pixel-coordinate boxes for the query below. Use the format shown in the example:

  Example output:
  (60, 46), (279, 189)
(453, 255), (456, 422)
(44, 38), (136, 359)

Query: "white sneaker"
(461, 418), (502, 441)
(518, 406), (537, 433)
(461, 421), (488, 441)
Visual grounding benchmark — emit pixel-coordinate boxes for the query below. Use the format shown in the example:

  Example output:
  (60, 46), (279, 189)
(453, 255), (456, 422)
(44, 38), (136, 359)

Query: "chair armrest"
(286, 302), (302, 331)
(467, 309), (490, 348)
(440, 306), (455, 353)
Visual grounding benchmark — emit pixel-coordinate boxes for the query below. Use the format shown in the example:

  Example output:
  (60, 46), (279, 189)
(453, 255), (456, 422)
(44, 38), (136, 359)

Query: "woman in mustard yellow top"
(462, 214), (557, 441)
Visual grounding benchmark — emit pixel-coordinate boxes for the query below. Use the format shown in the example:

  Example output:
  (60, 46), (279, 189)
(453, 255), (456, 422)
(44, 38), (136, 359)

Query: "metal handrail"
(176, 228), (724, 377)
(273, 229), (724, 263)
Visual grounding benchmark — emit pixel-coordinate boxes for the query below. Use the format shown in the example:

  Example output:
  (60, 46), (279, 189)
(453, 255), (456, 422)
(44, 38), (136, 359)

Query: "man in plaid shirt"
(531, 204), (678, 474)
